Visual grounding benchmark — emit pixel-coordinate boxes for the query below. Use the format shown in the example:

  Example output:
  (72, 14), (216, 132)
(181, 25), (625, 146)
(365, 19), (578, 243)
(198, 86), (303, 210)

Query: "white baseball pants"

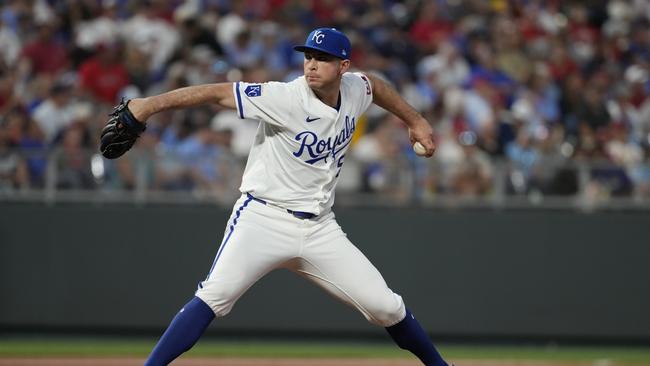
(195, 193), (406, 327)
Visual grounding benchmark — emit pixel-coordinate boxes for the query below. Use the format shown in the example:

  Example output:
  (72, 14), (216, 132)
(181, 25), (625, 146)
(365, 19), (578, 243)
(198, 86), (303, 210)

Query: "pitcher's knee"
(363, 293), (406, 327)
(195, 285), (238, 318)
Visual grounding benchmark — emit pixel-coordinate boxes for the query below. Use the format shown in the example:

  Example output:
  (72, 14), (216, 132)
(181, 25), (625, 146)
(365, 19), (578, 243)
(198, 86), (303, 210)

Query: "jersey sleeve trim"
(234, 81), (244, 119)
(357, 72), (373, 98)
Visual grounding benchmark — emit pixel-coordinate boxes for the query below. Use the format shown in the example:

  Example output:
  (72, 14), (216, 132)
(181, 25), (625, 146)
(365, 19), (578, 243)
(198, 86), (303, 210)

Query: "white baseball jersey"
(233, 72), (374, 215)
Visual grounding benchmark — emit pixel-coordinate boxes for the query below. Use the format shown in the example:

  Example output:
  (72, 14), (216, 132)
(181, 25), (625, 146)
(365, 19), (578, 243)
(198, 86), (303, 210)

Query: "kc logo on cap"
(294, 28), (351, 60)
(312, 30), (325, 44)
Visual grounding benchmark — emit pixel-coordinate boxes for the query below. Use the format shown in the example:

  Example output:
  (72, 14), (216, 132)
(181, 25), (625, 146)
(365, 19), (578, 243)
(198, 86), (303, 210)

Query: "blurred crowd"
(0, 0), (649, 203)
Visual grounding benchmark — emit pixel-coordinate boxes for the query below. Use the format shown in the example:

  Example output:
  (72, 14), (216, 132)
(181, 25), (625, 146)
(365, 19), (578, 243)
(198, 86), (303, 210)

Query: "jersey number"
(336, 154), (345, 177)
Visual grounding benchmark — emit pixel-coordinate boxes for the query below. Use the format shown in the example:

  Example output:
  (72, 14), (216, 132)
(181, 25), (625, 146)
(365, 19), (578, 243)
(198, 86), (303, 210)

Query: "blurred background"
(0, 0), (648, 208)
(1, 0), (650, 351)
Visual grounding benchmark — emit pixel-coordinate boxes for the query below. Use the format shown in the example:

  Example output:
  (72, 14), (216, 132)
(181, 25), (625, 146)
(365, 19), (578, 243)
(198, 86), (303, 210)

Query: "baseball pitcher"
(100, 28), (449, 366)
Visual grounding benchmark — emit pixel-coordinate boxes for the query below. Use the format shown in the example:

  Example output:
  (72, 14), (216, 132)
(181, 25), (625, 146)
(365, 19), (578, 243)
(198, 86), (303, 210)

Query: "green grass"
(1, 338), (650, 363)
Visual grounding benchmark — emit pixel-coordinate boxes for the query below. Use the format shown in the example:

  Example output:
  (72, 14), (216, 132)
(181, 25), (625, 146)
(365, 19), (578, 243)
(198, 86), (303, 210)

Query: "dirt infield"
(0, 359), (618, 366)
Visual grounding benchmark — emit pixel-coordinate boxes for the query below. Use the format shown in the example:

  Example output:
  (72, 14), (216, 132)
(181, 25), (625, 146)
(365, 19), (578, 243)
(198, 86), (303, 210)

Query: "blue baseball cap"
(294, 28), (351, 60)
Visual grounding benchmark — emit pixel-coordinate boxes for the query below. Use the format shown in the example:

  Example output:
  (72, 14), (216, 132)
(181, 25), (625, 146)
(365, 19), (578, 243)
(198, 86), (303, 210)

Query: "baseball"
(413, 142), (427, 156)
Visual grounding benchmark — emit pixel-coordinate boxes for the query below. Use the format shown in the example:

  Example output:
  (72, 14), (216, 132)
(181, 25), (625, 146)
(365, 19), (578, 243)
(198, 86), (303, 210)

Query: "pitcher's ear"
(340, 59), (351, 74)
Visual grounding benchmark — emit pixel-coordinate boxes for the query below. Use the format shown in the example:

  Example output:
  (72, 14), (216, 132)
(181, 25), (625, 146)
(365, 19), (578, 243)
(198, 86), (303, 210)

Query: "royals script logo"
(293, 116), (356, 164)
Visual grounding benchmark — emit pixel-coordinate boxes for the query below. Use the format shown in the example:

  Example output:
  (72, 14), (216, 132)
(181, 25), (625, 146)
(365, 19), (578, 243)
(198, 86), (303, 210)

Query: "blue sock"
(386, 309), (448, 366)
(144, 297), (215, 366)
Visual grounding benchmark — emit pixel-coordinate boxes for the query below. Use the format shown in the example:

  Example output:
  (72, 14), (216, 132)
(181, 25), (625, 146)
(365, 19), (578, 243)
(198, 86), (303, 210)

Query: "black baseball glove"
(100, 99), (147, 159)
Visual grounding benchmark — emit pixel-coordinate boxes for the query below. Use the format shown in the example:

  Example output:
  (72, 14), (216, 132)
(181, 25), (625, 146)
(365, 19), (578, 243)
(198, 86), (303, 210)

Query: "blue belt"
(246, 193), (316, 220)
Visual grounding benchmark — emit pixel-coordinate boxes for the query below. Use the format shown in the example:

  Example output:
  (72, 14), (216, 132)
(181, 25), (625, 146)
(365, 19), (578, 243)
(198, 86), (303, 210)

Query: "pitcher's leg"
(386, 308), (449, 366)
(146, 196), (295, 366)
(295, 218), (448, 366)
(292, 234), (405, 326)
(195, 197), (296, 316)
(144, 297), (214, 366)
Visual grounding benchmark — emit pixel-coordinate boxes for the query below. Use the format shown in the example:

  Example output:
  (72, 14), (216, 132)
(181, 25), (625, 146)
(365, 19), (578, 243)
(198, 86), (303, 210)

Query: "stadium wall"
(1, 203), (649, 341)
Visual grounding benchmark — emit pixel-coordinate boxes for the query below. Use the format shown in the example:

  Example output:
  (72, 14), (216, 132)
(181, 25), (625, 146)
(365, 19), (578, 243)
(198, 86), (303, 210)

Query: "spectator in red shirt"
(19, 22), (69, 77)
(78, 42), (130, 104)
(409, 3), (453, 52)
(547, 42), (578, 82)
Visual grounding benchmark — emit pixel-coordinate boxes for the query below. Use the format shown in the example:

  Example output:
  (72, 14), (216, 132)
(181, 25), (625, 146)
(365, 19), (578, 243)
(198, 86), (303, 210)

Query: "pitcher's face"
(303, 50), (349, 89)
